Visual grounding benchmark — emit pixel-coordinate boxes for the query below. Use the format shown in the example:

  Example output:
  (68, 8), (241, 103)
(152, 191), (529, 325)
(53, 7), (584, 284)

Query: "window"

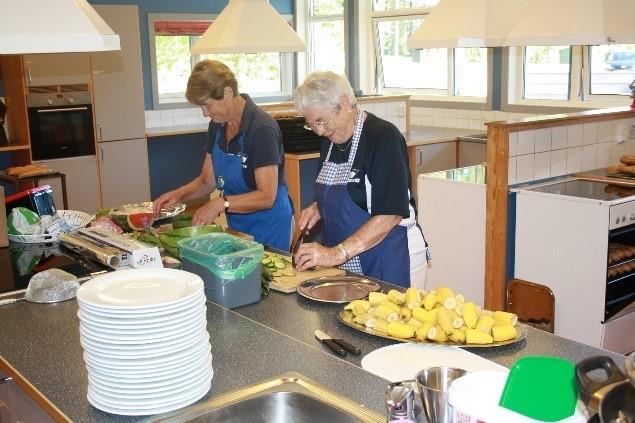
(508, 44), (635, 106)
(370, 2), (487, 100)
(149, 14), (295, 109)
(306, 0), (346, 74)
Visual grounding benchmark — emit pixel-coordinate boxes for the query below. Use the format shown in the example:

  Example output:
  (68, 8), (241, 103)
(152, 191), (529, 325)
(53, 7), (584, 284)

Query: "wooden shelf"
(0, 145), (30, 153)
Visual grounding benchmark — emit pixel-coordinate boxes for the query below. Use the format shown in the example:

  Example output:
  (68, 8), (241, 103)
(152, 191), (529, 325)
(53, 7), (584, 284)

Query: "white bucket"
(448, 370), (588, 423)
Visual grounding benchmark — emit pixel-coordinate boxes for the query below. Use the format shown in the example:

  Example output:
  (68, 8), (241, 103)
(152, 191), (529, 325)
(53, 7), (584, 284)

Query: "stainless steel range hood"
(0, 0), (120, 54)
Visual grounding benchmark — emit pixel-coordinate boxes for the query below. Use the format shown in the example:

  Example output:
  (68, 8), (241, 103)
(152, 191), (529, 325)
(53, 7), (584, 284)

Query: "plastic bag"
(178, 233), (263, 281)
(7, 207), (41, 235)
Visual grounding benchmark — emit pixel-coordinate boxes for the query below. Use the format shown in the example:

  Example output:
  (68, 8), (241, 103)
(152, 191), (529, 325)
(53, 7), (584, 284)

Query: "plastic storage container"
(178, 233), (264, 309)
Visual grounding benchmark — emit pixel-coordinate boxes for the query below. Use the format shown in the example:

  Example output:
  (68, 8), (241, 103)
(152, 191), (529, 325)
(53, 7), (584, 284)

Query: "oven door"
(28, 104), (95, 161)
(606, 223), (635, 322)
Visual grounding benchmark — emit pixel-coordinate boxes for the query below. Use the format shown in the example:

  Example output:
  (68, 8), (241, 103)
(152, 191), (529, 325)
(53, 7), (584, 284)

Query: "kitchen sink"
(154, 372), (384, 423)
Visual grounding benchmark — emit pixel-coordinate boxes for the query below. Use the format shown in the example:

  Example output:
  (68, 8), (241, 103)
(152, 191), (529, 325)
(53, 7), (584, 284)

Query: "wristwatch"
(223, 196), (230, 213)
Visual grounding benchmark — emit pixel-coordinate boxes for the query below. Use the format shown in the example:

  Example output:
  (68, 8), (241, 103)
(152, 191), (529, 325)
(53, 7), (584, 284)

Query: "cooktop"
(525, 179), (635, 202)
(0, 243), (109, 295)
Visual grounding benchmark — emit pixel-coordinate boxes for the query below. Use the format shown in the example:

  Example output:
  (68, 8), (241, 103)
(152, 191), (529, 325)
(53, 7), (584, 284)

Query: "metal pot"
(575, 355), (635, 423)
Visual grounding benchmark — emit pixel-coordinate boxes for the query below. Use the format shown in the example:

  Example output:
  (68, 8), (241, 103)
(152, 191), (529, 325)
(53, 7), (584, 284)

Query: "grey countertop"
(0, 276), (626, 422)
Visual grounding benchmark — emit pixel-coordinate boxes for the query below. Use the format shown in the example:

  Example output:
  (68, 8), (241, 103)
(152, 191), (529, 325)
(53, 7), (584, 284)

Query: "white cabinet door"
(23, 53), (90, 86)
(35, 156), (101, 213)
(98, 138), (150, 208)
(91, 5), (145, 142)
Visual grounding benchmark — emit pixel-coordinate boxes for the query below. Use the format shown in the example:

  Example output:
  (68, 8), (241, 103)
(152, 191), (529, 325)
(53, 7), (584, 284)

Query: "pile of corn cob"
(342, 286), (520, 345)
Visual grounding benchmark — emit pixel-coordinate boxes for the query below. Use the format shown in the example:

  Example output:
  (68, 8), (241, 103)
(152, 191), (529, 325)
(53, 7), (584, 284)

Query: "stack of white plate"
(76, 268), (212, 416)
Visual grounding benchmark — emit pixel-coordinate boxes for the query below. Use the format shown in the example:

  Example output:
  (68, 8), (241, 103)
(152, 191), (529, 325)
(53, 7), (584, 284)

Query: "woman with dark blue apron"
(153, 60), (292, 251)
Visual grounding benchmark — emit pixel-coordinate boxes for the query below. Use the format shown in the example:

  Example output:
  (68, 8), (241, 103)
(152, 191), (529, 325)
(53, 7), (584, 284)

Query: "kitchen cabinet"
(0, 370), (53, 422)
(458, 141), (486, 168)
(90, 5), (145, 143)
(415, 142), (457, 175)
(22, 53), (90, 86)
(98, 138), (150, 208)
(37, 156), (101, 213)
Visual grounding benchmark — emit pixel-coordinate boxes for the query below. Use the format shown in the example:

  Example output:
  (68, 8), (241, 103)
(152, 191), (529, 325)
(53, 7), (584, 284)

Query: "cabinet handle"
(0, 377), (12, 385)
(98, 124), (103, 141)
(100, 145), (104, 161)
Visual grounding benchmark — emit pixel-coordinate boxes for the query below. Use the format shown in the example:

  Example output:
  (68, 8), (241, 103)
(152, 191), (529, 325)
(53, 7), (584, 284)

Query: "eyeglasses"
(303, 109), (339, 132)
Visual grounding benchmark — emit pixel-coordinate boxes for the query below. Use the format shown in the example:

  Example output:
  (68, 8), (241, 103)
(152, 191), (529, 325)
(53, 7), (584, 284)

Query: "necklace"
(336, 138), (352, 152)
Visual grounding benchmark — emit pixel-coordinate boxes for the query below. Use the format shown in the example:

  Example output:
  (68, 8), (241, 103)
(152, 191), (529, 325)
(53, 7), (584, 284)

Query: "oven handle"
(37, 107), (89, 113)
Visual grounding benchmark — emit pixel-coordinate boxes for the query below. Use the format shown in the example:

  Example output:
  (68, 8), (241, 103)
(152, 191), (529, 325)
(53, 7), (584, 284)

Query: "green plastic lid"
(499, 355), (577, 422)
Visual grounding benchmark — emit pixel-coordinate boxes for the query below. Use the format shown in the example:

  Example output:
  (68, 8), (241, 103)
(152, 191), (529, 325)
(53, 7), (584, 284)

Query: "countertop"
(0, 257), (626, 422)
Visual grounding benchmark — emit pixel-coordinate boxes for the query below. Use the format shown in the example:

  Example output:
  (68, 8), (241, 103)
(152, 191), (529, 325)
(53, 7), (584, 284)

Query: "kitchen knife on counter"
(314, 330), (361, 357)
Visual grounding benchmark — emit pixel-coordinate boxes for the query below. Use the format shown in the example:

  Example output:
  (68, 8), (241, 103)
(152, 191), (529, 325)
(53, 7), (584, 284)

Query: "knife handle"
(323, 339), (347, 357)
(334, 339), (361, 355)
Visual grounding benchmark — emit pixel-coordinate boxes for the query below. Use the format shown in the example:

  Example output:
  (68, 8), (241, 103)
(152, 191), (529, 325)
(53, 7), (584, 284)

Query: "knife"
(314, 330), (361, 356)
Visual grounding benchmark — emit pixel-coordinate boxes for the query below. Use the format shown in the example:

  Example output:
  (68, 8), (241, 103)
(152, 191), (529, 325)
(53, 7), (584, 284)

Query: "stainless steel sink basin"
(155, 372), (384, 423)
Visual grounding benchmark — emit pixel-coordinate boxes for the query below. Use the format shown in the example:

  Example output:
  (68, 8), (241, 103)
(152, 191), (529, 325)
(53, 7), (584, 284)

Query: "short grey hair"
(294, 71), (355, 114)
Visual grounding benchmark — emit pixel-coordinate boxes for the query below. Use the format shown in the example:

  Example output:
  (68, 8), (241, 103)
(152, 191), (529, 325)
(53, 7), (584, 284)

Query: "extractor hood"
(407, 0), (533, 48)
(191, 0), (306, 54)
(407, 0), (635, 48)
(0, 0), (120, 54)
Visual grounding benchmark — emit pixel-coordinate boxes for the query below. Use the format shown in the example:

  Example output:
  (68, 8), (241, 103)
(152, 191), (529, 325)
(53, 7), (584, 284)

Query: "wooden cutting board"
(265, 252), (346, 293)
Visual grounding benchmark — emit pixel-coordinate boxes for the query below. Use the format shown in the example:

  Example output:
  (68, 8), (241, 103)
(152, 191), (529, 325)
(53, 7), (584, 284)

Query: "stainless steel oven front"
(27, 85), (95, 161)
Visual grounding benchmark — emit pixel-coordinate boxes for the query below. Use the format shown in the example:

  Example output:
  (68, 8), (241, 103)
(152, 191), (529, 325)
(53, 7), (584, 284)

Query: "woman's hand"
(293, 242), (345, 271)
(298, 202), (321, 232)
(192, 197), (225, 225)
(153, 190), (181, 216)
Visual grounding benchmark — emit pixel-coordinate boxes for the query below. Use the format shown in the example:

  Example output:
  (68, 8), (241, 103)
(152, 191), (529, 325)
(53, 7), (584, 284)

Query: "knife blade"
(314, 330), (361, 356)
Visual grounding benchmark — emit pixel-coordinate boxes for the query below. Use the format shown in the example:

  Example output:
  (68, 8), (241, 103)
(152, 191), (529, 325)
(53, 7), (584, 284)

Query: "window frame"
(148, 13), (296, 110)
(505, 45), (632, 109)
(301, 0), (347, 76)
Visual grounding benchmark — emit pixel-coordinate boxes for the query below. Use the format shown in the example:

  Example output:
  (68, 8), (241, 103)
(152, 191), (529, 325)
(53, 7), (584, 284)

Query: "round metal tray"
(296, 276), (382, 304)
(337, 309), (528, 348)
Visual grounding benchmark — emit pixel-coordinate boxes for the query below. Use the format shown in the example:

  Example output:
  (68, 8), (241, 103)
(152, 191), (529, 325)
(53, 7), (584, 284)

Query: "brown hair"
(185, 60), (238, 104)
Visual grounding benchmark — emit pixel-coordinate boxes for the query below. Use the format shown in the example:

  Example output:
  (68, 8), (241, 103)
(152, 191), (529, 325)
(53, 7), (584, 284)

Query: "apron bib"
(314, 110), (410, 287)
(212, 128), (292, 251)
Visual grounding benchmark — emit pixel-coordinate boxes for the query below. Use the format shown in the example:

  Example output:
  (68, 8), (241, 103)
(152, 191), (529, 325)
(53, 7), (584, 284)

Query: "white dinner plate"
(87, 379), (210, 416)
(89, 365), (213, 399)
(77, 293), (206, 321)
(86, 349), (212, 379)
(361, 343), (507, 383)
(89, 378), (211, 408)
(88, 354), (212, 388)
(77, 299), (206, 328)
(79, 317), (207, 344)
(83, 340), (211, 370)
(81, 329), (209, 359)
(77, 268), (203, 309)
(79, 310), (207, 339)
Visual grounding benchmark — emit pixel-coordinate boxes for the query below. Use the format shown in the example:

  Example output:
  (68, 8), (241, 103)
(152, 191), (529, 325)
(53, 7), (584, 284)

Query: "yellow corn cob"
(388, 321), (416, 339)
(448, 309), (464, 328)
(442, 296), (457, 310)
(399, 307), (412, 321)
(492, 325), (518, 342)
(455, 294), (465, 305)
(381, 300), (401, 313)
(454, 302), (464, 316)
(449, 328), (466, 343)
(427, 325), (449, 342)
(368, 292), (388, 307)
(435, 286), (454, 302)
(406, 318), (424, 329)
(415, 321), (435, 341)
(492, 319), (508, 327)
(422, 292), (437, 310)
(374, 303), (398, 322)
(436, 308), (454, 334)
(373, 318), (389, 333)
(405, 287), (422, 309)
(412, 306), (436, 323)
(493, 311), (518, 326)
(480, 309), (495, 317)
(475, 315), (496, 334)
(387, 289), (406, 305)
(344, 299), (370, 311)
(353, 313), (376, 328)
(465, 328), (494, 344)
(463, 302), (478, 329)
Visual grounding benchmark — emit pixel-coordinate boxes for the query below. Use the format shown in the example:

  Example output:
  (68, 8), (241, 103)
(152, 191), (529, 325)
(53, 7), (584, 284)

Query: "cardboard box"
(0, 186), (8, 247)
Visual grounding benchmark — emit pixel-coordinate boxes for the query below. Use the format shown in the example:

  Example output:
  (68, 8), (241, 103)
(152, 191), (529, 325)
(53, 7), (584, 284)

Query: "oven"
(513, 177), (635, 354)
(27, 85), (95, 161)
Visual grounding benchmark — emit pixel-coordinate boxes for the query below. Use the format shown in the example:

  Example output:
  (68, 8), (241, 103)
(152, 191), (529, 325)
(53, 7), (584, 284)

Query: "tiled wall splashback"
(508, 118), (635, 185)
(145, 100), (407, 133)
(409, 106), (539, 131)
